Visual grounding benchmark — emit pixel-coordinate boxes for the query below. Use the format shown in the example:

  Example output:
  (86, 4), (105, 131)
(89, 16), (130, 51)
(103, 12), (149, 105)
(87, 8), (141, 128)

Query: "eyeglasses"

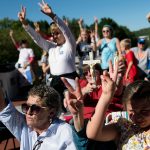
(102, 30), (110, 33)
(21, 103), (47, 115)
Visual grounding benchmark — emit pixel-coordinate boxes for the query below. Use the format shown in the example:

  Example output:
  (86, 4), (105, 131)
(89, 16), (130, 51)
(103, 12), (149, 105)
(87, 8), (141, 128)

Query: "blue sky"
(0, 0), (150, 31)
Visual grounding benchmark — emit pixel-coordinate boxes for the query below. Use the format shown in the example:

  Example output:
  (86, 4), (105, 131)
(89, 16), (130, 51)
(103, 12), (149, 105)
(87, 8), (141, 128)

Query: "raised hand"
(61, 77), (83, 115)
(18, 6), (26, 24)
(78, 17), (83, 25)
(118, 60), (126, 76)
(64, 91), (83, 116)
(94, 16), (98, 24)
(61, 77), (82, 100)
(82, 82), (96, 95)
(38, 0), (53, 16)
(101, 71), (116, 99)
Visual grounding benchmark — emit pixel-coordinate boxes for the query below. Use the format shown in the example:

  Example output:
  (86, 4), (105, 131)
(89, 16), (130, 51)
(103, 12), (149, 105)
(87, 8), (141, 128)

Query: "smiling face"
(50, 23), (65, 46)
(51, 29), (65, 45)
(126, 100), (150, 129)
(122, 81), (150, 130)
(102, 27), (111, 38)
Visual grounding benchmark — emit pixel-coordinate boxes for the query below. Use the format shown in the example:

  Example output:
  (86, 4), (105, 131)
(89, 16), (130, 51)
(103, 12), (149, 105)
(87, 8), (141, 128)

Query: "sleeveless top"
(100, 38), (117, 69)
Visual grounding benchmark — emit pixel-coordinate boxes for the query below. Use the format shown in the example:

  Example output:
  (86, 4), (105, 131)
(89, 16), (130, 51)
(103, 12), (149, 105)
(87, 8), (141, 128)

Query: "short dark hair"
(122, 80), (150, 109)
(20, 39), (27, 45)
(28, 84), (61, 117)
(82, 63), (102, 76)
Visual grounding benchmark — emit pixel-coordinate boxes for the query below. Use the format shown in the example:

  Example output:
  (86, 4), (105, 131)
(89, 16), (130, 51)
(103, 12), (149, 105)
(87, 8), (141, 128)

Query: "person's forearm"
(0, 102), (26, 141)
(91, 37), (97, 52)
(115, 77), (123, 96)
(10, 36), (17, 46)
(48, 11), (56, 20)
(54, 15), (76, 47)
(21, 19), (28, 27)
(79, 23), (83, 32)
(42, 65), (50, 73)
(73, 107), (84, 132)
(24, 25), (54, 51)
(86, 93), (112, 139)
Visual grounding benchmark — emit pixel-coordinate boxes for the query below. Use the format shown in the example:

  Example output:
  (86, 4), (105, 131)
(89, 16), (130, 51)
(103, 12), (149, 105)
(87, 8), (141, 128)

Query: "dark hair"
(50, 22), (59, 33)
(28, 84), (61, 116)
(20, 39), (27, 45)
(82, 63), (102, 77)
(122, 80), (150, 109)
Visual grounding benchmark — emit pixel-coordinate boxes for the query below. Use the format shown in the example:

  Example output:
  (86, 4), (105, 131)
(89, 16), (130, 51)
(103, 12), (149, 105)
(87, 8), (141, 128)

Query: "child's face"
(126, 101), (150, 129)
(120, 44), (125, 51)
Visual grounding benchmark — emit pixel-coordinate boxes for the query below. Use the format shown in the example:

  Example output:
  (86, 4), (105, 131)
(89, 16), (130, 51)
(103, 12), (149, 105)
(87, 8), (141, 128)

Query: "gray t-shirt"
(131, 47), (150, 75)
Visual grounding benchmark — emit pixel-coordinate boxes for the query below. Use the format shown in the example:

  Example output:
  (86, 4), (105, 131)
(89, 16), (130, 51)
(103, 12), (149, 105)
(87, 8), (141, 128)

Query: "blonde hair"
(50, 23), (59, 32)
(120, 39), (131, 50)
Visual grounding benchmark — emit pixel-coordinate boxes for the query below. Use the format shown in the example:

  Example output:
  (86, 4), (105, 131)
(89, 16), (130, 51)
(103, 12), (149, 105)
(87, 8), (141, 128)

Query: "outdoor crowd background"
(0, 16), (149, 64)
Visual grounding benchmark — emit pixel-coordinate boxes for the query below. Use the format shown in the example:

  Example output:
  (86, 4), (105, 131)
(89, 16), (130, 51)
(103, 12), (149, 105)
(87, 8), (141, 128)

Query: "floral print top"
(115, 118), (150, 150)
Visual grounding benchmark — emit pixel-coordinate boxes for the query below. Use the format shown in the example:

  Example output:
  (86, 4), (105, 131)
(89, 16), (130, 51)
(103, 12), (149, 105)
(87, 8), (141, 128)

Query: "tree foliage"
(0, 17), (149, 64)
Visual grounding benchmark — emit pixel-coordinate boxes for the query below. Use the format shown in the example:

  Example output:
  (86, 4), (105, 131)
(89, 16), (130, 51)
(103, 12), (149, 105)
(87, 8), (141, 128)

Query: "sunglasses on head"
(138, 42), (145, 45)
(21, 103), (47, 115)
(102, 30), (110, 33)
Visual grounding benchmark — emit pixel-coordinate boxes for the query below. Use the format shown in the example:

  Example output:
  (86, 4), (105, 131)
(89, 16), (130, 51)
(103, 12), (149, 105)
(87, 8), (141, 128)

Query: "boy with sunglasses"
(0, 85), (78, 150)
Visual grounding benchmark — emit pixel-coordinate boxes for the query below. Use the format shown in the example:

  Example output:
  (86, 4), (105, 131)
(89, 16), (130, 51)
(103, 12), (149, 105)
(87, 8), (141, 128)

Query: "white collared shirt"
(0, 103), (78, 150)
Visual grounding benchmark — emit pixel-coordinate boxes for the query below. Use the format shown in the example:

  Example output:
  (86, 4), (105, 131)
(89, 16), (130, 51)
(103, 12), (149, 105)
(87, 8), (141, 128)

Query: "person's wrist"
(49, 12), (56, 19)
(21, 20), (28, 27)
(100, 93), (113, 104)
(72, 107), (83, 118)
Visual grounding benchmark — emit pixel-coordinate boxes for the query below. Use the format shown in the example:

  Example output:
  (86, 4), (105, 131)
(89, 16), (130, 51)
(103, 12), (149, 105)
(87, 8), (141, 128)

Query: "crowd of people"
(0, 0), (150, 149)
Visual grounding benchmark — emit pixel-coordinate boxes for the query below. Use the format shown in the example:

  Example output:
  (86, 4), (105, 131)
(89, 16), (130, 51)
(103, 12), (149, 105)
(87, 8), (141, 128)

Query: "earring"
(49, 118), (53, 124)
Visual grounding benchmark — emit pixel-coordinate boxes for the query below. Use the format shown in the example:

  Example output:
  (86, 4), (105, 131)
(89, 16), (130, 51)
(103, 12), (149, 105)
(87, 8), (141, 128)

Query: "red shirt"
(125, 50), (138, 82)
(79, 79), (123, 119)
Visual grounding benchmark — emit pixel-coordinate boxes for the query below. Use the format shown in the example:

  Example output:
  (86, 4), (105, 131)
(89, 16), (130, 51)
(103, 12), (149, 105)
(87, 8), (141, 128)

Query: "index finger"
(61, 77), (75, 93)
(42, 0), (46, 5)
(75, 77), (82, 100)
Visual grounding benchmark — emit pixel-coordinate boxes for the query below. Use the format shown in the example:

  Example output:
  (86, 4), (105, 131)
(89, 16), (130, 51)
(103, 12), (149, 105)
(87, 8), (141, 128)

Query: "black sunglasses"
(102, 30), (110, 33)
(21, 103), (47, 115)
(83, 70), (100, 76)
(138, 42), (145, 45)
